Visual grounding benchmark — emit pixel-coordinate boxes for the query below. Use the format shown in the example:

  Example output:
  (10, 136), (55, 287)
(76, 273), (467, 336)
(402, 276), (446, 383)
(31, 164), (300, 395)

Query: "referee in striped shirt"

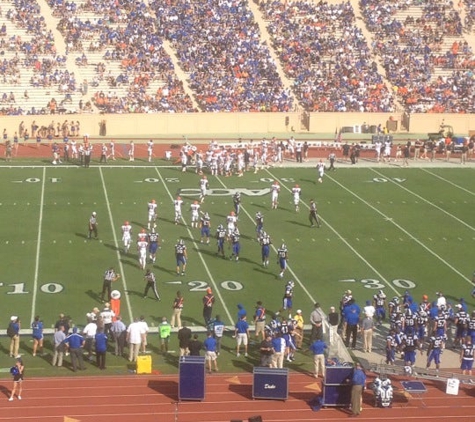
(101, 267), (120, 303)
(143, 269), (160, 301)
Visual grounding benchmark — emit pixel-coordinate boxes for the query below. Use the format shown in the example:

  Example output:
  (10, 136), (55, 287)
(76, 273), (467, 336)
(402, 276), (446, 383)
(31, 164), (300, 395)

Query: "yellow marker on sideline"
(226, 376), (241, 384)
(64, 417), (81, 422)
(305, 383), (321, 393)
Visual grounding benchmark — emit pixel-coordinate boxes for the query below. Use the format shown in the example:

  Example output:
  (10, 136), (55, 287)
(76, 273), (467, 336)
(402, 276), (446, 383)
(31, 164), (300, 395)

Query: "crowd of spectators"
(151, 0), (294, 112)
(51, 0), (196, 113)
(1, 0), (475, 115)
(361, 0), (475, 113)
(260, 0), (396, 112)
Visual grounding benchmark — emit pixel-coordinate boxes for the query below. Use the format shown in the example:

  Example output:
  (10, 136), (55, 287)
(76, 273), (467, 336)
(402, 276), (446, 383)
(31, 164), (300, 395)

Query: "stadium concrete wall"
(0, 112), (473, 140)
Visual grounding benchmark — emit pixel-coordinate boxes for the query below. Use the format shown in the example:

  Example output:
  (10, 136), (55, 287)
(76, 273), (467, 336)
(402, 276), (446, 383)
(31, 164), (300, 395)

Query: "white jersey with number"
(122, 224), (132, 242)
(190, 203), (200, 221)
(148, 202), (157, 219)
(292, 187), (301, 205)
(271, 182), (280, 201)
(137, 240), (148, 257)
(199, 178), (208, 194)
(317, 162), (325, 177)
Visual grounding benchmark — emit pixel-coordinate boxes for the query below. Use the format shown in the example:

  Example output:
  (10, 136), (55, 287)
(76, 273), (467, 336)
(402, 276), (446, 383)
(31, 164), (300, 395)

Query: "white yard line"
(420, 168), (475, 196)
(328, 170), (472, 286)
(371, 168), (475, 233)
(99, 167), (133, 322)
(154, 167), (234, 325)
(30, 167), (46, 323)
(264, 168), (401, 299)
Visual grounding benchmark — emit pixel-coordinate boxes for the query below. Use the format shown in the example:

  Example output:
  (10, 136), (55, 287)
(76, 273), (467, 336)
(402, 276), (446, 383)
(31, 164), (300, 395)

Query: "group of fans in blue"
(340, 288), (475, 375)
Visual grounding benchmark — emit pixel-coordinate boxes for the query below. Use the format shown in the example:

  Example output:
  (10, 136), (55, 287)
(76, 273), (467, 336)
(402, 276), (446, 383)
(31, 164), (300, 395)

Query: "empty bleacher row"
(0, 0), (474, 116)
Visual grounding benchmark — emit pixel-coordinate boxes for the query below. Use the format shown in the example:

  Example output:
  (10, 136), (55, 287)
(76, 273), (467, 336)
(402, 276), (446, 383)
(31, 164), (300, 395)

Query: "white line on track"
(153, 167), (234, 325)
(30, 167), (45, 323)
(370, 168), (475, 233)
(99, 167), (133, 322)
(264, 168), (402, 298)
(329, 171), (472, 286)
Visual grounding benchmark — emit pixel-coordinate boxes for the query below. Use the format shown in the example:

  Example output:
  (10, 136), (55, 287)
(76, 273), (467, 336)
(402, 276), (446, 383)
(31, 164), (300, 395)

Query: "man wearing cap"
(64, 327), (86, 372)
(294, 310), (304, 349)
(100, 302), (115, 336)
(234, 315), (250, 357)
(254, 301), (267, 341)
(203, 288), (215, 326)
(8, 316), (21, 358)
(350, 362), (366, 417)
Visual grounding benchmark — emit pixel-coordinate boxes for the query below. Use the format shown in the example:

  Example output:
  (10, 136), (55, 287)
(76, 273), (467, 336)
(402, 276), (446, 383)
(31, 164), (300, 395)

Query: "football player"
(292, 184), (301, 212)
(316, 159), (325, 183)
(229, 228), (241, 262)
(190, 200), (201, 228)
(137, 236), (148, 270)
(200, 212), (211, 244)
(260, 231), (272, 267)
(216, 224), (227, 258)
(174, 196), (183, 225)
(277, 243), (288, 278)
(148, 227), (160, 264)
(199, 175), (209, 203)
(233, 192), (241, 215)
(147, 199), (157, 230)
(226, 210), (237, 237)
(121, 220), (132, 253)
(175, 239), (187, 276)
(271, 180), (280, 209)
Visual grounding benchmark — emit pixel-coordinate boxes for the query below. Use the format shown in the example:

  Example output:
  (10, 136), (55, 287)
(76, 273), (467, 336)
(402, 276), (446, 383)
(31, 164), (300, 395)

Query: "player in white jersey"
(137, 238), (148, 270)
(384, 140), (392, 162)
(226, 211), (237, 237)
(147, 199), (157, 230)
(147, 139), (153, 162)
(292, 184), (301, 212)
(174, 196), (183, 225)
(190, 201), (201, 228)
(137, 228), (148, 243)
(109, 140), (116, 160)
(271, 181), (280, 209)
(199, 175), (209, 203)
(121, 221), (132, 253)
(316, 160), (325, 183)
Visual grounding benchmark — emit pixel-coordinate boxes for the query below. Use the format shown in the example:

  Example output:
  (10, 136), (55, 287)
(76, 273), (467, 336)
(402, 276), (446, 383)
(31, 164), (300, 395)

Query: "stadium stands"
(0, 0), (474, 116)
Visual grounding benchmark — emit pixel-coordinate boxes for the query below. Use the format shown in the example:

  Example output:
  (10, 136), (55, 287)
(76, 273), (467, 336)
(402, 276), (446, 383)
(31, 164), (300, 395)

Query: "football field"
(1, 161), (475, 374)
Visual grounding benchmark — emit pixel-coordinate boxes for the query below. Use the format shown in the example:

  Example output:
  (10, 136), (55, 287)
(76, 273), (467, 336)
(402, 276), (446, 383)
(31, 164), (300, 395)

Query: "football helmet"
(281, 243), (287, 250)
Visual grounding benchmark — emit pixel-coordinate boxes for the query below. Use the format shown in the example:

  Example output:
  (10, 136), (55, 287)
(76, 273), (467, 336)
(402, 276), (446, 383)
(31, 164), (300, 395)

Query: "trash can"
(252, 367), (289, 400)
(179, 356), (206, 401)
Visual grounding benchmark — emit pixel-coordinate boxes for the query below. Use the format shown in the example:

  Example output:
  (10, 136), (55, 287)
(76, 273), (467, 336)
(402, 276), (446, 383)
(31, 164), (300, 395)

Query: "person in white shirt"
(121, 221), (132, 253)
(199, 176), (209, 203)
(147, 199), (157, 230)
(147, 139), (153, 162)
(271, 181), (280, 209)
(100, 303), (115, 336)
(292, 184), (301, 212)
(138, 316), (150, 353)
(190, 201), (201, 228)
(316, 160), (325, 183)
(363, 300), (376, 319)
(82, 318), (97, 361)
(127, 318), (145, 362)
(174, 196), (183, 225)
(226, 211), (237, 237)
(137, 239), (148, 270)
(128, 141), (135, 161)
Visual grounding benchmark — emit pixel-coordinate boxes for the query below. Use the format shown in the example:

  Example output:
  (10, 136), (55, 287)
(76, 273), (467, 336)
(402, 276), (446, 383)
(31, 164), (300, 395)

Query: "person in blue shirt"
(200, 212), (211, 244)
(203, 331), (218, 373)
(234, 315), (250, 357)
(259, 231), (271, 268)
(95, 328), (108, 370)
(309, 338), (327, 378)
(350, 362), (366, 417)
(277, 243), (288, 278)
(237, 304), (247, 322)
(212, 315), (225, 355)
(343, 299), (361, 349)
(215, 224), (227, 258)
(64, 327), (86, 372)
(31, 315), (44, 357)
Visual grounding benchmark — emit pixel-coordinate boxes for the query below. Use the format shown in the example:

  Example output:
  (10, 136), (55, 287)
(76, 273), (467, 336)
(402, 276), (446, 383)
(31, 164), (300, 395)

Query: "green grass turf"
(0, 162), (474, 376)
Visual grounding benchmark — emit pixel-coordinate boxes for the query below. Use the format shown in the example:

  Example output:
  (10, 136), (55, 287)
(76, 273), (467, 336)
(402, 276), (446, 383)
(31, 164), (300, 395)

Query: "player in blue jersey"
(276, 280), (294, 319)
(255, 212), (264, 239)
(200, 212), (211, 244)
(229, 228), (241, 262)
(215, 224), (227, 258)
(426, 334), (445, 372)
(260, 231), (271, 267)
(175, 239), (187, 276)
(148, 227), (160, 264)
(373, 290), (387, 326)
(232, 192), (241, 215)
(277, 243), (288, 278)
